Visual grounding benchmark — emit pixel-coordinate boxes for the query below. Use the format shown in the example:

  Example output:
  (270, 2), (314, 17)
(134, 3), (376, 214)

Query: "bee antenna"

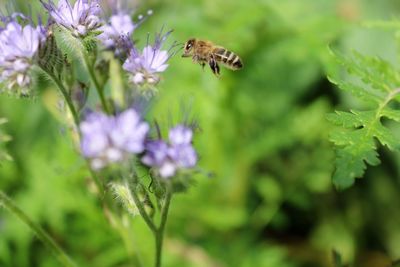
(169, 41), (183, 51)
(169, 49), (180, 59)
(167, 41), (183, 59)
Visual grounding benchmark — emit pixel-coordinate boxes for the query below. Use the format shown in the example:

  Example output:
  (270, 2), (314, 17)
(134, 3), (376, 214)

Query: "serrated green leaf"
(374, 122), (400, 150)
(382, 108), (400, 122)
(352, 51), (400, 92)
(334, 49), (400, 93)
(333, 145), (380, 190)
(328, 50), (400, 189)
(326, 111), (363, 128)
(327, 76), (383, 104)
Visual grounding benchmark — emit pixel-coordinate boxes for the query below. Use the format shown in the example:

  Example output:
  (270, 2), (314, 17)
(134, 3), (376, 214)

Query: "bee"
(182, 38), (243, 76)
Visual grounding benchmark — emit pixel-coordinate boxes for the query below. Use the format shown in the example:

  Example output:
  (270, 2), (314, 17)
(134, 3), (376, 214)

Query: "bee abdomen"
(213, 48), (243, 70)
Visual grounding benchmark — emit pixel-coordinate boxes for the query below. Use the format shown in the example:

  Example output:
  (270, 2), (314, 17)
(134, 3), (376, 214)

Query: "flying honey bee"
(182, 38), (243, 76)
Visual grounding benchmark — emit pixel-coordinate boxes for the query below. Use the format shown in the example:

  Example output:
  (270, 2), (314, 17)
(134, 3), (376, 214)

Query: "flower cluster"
(80, 111), (198, 177)
(80, 108), (149, 170)
(142, 125), (197, 178)
(0, 16), (46, 92)
(42, 0), (173, 90)
(42, 0), (102, 37)
(1, 1), (199, 178)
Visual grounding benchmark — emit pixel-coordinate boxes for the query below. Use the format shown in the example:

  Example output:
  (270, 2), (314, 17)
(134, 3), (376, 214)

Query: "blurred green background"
(1, 0), (400, 266)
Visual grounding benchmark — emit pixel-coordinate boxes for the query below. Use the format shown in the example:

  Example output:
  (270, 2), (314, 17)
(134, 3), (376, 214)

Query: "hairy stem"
(42, 68), (103, 193)
(130, 184), (157, 234)
(43, 68), (79, 127)
(155, 184), (172, 267)
(83, 54), (110, 114)
(0, 191), (77, 267)
(111, 210), (144, 267)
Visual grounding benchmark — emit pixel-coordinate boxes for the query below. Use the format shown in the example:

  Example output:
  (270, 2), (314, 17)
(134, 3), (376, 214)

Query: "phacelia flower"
(123, 29), (173, 87)
(142, 125), (197, 178)
(80, 108), (149, 170)
(98, 12), (135, 56)
(41, 0), (102, 37)
(0, 16), (46, 92)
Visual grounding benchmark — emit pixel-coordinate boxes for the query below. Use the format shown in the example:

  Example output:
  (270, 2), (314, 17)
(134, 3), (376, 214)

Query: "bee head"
(182, 38), (196, 57)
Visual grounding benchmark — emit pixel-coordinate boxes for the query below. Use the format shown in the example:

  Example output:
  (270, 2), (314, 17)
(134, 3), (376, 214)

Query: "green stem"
(42, 68), (104, 194)
(112, 212), (144, 267)
(88, 167), (104, 196)
(130, 184), (157, 234)
(83, 54), (110, 114)
(43, 69), (79, 127)
(155, 184), (172, 267)
(0, 191), (77, 267)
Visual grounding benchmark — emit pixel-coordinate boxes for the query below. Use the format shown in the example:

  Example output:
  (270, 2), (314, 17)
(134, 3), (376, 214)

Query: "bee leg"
(200, 62), (206, 70)
(209, 57), (220, 76)
(192, 55), (199, 63)
(215, 63), (220, 75)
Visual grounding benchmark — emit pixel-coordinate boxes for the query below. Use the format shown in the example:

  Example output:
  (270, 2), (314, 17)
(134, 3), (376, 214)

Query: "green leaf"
(327, 76), (384, 104)
(326, 111), (364, 128)
(328, 50), (400, 189)
(382, 108), (400, 122)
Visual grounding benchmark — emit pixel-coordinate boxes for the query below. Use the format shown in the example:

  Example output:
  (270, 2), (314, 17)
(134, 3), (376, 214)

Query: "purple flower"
(98, 13), (135, 49)
(0, 17), (46, 91)
(142, 141), (169, 166)
(169, 125), (193, 145)
(142, 125), (197, 178)
(41, 0), (102, 37)
(109, 109), (149, 153)
(80, 108), (149, 170)
(123, 29), (172, 87)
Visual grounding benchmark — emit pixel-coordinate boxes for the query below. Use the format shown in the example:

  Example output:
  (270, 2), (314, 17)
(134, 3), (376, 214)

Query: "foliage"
(327, 50), (400, 190)
(0, 0), (400, 267)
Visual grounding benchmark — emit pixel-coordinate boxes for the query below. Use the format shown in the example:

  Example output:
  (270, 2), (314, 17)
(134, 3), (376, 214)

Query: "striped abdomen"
(213, 47), (243, 70)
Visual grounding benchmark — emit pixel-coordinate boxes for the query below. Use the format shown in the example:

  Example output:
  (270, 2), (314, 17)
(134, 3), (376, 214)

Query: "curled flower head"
(142, 125), (197, 178)
(0, 15), (46, 92)
(41, 0), (102, 37)
(80, 108), (149, 170)
(123, 29), (174, 88)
